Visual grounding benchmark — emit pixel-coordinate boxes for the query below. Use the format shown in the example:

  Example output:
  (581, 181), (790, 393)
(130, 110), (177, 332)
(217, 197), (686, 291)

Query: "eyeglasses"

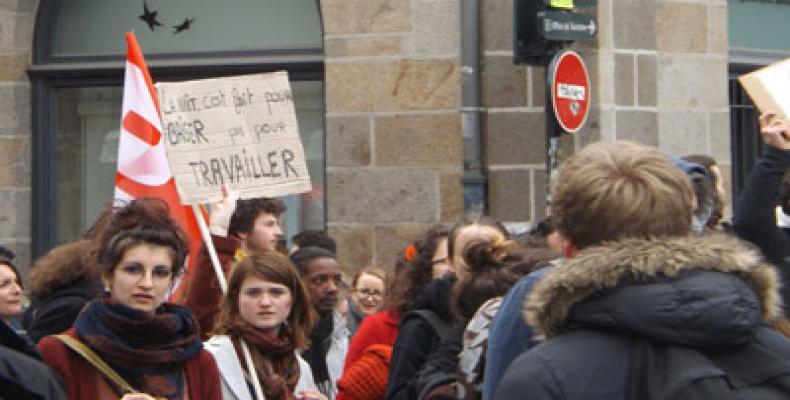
(430, 257), (449, 266)
(355, 288), (383, 298)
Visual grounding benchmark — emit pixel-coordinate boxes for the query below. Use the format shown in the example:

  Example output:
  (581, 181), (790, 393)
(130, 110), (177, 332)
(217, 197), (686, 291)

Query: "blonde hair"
(552, 141), (694, 249)
(351, 267), (386, 289)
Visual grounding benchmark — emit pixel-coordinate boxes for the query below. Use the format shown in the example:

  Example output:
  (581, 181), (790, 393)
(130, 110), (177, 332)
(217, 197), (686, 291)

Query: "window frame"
(29, 0), (325, 258)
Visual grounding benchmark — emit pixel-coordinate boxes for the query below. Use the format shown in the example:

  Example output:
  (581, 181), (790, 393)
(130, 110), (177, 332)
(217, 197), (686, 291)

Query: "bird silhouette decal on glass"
(173, 18), (195, 34)
(138, 1), (162, 31)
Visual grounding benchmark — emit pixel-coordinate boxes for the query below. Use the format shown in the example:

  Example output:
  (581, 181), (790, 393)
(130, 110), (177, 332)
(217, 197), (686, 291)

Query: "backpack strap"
(53, 334), (139, 396)
(402, 310), (452, 341)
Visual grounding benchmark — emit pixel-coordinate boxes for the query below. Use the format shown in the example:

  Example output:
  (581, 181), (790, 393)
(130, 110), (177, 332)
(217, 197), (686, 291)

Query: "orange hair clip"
(404, 244), (416, 262)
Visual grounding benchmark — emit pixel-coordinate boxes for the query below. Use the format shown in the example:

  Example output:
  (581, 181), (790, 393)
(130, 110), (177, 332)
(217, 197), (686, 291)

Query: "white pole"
(191, 204), (227, 294)
(191, 205), (266, 400)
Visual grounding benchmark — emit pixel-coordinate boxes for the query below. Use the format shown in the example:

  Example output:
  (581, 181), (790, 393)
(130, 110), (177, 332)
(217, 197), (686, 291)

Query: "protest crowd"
(1, 31), (790, 400)
(0, 109), (788, 400)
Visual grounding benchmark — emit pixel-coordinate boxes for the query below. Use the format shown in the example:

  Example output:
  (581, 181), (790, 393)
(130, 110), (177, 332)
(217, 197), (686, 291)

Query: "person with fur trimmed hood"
(23, 240), (102, 344)
(495, 141), (790, 400)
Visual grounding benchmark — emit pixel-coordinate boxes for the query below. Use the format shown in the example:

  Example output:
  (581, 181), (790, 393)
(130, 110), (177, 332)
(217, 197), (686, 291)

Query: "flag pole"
(191, 204), (227, 294)
(191, 204), (266, 400)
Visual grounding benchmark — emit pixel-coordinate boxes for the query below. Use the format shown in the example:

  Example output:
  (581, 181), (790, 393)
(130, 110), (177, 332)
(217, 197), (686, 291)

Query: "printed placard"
(157, 72), (311, 205)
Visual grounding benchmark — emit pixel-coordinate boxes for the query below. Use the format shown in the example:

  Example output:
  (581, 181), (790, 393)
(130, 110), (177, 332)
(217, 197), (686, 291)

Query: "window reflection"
(56, 81), (324, 244)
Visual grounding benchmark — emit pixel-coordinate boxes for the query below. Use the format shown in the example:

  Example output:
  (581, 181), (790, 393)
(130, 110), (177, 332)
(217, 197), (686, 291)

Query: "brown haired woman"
(206, 251), (326, 400)
(37, 198), (221, 400)
(454, 236), (557, 400)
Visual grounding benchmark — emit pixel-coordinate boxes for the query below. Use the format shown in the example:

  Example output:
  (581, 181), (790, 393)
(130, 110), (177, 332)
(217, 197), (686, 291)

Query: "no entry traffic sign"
(549, 50), (590, 133)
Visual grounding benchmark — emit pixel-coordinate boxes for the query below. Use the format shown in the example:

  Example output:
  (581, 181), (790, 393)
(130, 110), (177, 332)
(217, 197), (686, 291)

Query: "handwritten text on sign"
(157, 72), (311, 205)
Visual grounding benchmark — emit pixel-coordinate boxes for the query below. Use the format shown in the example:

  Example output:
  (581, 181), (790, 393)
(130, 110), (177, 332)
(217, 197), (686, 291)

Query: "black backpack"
(400, 310), (463, 400)
(627, 328), (790, 400)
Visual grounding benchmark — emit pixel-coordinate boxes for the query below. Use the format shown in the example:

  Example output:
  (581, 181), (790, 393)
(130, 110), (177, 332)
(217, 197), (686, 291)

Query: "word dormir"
(188, 148), (299, 187)
(161, 87), (293, 116)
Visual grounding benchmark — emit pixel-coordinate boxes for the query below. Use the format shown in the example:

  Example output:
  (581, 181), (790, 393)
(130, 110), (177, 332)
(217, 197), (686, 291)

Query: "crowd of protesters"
(1, 112), (790, 400)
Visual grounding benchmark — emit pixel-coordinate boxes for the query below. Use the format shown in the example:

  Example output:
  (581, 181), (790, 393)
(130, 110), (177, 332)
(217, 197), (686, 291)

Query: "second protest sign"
(157, 71), (312, 205)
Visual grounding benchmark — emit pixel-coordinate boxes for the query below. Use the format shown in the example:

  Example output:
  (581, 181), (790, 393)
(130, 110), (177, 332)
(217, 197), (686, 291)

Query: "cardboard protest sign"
(738, 58), (790, 121)
(157, 72), (312, 205)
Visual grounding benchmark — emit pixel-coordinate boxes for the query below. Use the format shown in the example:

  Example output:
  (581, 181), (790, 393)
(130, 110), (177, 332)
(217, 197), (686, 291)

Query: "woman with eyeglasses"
(335, 227), (449, 400)
(37, 199), (221, 400)
(345, 267), (385, 338)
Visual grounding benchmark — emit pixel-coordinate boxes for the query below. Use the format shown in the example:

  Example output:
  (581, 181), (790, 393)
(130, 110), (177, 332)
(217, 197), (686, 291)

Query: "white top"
(324, 310), (349, 399)
(205, 335), (316, 400)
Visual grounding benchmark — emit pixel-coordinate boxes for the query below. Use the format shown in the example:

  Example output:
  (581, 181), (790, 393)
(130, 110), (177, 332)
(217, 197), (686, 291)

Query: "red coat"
(37, 328), (222, 400)
(182, 234), (240, 339)
(344, 309), (399, 368)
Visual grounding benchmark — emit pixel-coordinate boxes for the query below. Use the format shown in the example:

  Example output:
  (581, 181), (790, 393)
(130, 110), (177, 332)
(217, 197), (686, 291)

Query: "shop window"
(30, 0), (324, 256)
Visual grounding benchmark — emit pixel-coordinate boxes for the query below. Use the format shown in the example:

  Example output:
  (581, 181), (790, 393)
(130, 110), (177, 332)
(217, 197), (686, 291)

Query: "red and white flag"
(115, 32), (204, 301)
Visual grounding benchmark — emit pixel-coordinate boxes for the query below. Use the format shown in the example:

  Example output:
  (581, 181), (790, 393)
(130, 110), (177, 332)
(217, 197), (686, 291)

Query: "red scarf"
(222, 316), (300, 400)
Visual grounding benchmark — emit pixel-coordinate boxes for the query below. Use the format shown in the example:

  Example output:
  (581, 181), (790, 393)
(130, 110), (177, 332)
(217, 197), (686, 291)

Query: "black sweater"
(733, 145), (790, 314)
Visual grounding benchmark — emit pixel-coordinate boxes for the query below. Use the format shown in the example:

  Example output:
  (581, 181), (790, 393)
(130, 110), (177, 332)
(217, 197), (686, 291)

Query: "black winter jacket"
(733, 145), (790, 314)
(495, 234), (790, 400)
(0, 321), (66, 400)
(23, 278), (100, 344)
(386, 275), (456, 400)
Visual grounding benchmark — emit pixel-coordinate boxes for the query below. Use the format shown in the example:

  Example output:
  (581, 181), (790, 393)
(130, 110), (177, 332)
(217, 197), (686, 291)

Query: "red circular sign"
(550, 50), (590, 133)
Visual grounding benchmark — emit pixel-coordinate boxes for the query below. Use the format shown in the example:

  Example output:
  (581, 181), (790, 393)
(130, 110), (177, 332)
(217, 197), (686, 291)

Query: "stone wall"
(481, 0), (731, 232)
(322, 0), (731, 272)
(321, 0), (464, 272)
(0, 0), (34, 280)
(602, 0), (731, 212)
(482, 0), (576, 227)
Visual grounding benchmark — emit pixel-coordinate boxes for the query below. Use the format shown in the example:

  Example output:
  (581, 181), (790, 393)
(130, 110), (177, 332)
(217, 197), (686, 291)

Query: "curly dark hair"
(228, 198), (287, 237)
(292, 230), (336, 254)
(451, 237), (558, 321)
(29, 240), (97, 297)
(289, 246), (336, 276)
(94, 198), (189, 278)
(384, 226), (449, 315)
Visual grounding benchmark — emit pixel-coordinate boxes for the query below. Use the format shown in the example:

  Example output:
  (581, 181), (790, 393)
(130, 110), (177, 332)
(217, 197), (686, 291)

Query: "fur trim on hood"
(28, 239), (99, 297)
(525, 233), (782, 339)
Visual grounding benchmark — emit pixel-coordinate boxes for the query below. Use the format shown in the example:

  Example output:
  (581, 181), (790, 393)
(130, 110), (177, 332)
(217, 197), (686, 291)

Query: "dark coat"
(385, 276), (455, 400)
(22, 239), (101, 344)
(733, 145), (790, 314)
(346, 300), (365, 338)
(182, 234), (240, 339)
(495, 234), (790, 400)
(23, 279), (101, 344)
(0, 321), (66, 400)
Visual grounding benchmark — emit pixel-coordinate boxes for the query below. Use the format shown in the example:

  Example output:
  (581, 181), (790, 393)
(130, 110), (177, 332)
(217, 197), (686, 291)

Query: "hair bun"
(463, 236), (514, 270)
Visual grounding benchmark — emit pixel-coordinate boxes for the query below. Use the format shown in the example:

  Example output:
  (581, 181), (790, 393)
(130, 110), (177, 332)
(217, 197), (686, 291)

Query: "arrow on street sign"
(538, 10), (597, 42)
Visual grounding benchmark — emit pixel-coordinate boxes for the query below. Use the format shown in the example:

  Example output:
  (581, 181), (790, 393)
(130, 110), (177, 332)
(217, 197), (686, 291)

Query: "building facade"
(0, 0), (787, 278)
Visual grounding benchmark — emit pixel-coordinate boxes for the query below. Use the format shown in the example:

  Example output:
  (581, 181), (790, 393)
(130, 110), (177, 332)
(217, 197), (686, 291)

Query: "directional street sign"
(538, 10), (597, 42)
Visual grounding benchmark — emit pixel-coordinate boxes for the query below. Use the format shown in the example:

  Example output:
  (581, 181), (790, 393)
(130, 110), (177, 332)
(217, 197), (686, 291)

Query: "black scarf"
(73, 294), (203, 399)
(302, 311), (333, 396)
